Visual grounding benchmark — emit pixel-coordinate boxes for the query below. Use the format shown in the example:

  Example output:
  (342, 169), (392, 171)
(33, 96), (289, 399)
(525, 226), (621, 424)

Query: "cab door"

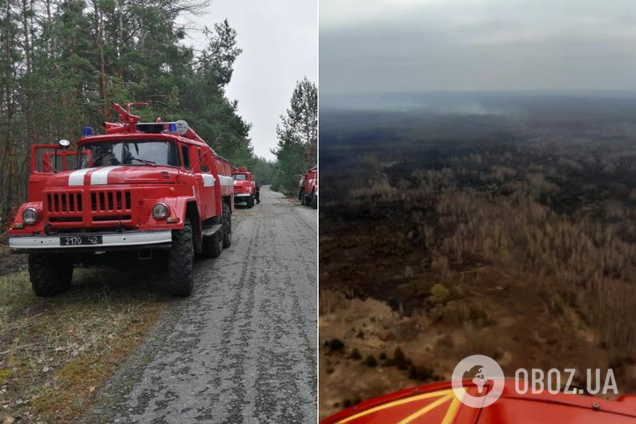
(32, 144), (79, 174)
(29, 144), (81, 202)
(195, 147), (217, 219)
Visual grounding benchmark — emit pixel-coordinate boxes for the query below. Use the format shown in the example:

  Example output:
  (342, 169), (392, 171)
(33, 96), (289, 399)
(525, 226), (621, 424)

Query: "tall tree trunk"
(46, 0), (54, 58)
(116, 0), (123, 78)
(3, 0), (15, 216)
(92, 0), (107, 118)
(21, 0), (34, 143)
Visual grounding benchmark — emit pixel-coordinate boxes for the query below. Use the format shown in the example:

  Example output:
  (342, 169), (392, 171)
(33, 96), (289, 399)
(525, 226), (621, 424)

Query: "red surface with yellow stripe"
(321, 380), (636, 424)
(322, 382), (474, 424)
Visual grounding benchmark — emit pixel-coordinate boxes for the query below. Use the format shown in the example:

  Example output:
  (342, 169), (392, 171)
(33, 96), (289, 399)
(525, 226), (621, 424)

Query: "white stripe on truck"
(220, 175), (233, 186)
(202, 174), (215, 187)
(90, 166), (121, 185)
(68, 168), (92, 186)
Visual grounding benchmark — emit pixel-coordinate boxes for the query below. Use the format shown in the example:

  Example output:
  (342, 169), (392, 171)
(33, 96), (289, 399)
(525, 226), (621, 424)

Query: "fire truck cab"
(8, 103), (234, 297)
(299, 166), (317, 209)
(232, 166), (256, 208)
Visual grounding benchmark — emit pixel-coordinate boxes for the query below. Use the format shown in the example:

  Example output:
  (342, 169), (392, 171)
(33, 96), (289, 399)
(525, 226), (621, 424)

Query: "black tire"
(28, 253), (73, 297)
(222, 202), (232, 248)
(168, 219), (194, 297)
(247, 196), (254, 208)
(201, 223), (223, 259)
(311, 190), (317, 209)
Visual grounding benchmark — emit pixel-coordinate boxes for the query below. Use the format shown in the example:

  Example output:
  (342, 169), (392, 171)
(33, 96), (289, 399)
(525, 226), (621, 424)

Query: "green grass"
(0, 268), (169, 423)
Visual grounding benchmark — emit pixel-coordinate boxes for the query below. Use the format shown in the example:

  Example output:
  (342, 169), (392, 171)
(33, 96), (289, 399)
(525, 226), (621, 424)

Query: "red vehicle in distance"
(298, 166), (317, 209)
(321, 379), (636, 424)
(232, 166), (256, 208)
(8, 102), (234, 297)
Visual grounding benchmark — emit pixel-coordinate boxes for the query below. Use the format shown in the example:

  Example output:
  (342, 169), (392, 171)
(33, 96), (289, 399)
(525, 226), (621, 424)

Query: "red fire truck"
(231, 166), (256, 208)
(8, 103), (234, 297)
(298, 166), (317, 209)
(321, 379), (636, 423)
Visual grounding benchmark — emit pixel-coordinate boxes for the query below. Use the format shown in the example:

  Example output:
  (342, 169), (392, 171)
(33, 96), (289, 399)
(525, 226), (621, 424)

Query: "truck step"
(203, 224), (223, 237)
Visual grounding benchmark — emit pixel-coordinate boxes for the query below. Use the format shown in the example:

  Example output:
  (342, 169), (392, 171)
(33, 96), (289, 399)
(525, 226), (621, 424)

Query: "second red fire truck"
(232, 166), (256, 208)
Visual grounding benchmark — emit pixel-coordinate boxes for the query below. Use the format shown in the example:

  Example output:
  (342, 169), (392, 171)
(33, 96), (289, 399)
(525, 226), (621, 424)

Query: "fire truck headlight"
(152, 203), (169, 220)
(22, 207), (39, 225)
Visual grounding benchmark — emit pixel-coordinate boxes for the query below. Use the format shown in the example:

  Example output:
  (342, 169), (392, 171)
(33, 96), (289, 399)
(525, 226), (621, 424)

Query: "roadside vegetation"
(0, 0), (311, 421)
(319, 109), (636, 417)
(0, 0), (275, 218)
(271, 78), (318, 196)
(0, 269), (168, 423)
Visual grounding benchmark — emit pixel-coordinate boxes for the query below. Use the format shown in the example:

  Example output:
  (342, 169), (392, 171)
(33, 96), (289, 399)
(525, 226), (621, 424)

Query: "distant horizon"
(320, 89), (636, 124)
(321, 90), (636, 112)
(322, 89), (636, 98)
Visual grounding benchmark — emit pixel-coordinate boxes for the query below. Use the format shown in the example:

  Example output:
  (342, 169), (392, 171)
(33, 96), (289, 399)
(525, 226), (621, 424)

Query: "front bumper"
(9, 230), (172, 251)
(234, 193), (251, 198)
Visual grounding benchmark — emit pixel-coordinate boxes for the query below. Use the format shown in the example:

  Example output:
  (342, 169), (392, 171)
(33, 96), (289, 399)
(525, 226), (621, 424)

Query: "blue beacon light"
(81, 126), (92, 137)
(168, 123), (177, 134)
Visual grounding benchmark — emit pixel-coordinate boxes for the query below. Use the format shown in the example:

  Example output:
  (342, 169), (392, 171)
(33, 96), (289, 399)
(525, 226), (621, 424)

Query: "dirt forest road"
(85, 186), (317, 424)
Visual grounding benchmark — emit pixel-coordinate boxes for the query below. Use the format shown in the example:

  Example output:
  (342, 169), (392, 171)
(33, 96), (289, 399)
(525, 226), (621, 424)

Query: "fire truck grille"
(91, 191), (132, 212)
(47, 192), (83, 213)
(44, 189), (135, 227)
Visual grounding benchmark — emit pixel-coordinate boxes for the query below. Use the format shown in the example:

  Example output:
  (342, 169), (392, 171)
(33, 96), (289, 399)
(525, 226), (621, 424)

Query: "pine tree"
(272, 77), (317, 195)
(0, 0), (277, 217)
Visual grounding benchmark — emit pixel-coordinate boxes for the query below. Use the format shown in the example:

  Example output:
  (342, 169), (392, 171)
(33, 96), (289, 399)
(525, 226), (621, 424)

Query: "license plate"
(60, 235), (103, 246)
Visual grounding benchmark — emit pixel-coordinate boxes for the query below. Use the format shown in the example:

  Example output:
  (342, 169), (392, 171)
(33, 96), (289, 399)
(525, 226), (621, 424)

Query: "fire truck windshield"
(77, 140), (180, 169)
(233, 174), (247, 180)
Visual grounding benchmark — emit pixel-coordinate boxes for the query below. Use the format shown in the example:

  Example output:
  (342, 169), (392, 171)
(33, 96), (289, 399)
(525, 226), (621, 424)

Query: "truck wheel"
(28, 253), (73, 297)
(247, 196), (254, 208)
(222, 202), (232, 248)
(168, 219), (194, 297)
(311, 191), (317, 209)
(201, 224), (223, 259)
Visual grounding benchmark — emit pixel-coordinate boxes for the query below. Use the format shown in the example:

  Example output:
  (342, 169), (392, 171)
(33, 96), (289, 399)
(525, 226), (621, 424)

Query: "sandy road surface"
(85, 186), (317, 423)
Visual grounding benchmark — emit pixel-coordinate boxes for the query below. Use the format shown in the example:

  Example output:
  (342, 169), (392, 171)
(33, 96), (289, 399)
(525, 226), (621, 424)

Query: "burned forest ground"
(319, 100), (636, 418)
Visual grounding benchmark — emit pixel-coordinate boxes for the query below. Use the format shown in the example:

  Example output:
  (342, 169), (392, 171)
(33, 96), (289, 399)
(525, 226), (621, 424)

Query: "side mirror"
(59, 139), (71, 149)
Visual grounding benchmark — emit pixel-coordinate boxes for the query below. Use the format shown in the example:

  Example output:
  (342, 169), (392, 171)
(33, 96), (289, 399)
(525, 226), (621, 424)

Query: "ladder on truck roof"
(102, 102), (205, 144)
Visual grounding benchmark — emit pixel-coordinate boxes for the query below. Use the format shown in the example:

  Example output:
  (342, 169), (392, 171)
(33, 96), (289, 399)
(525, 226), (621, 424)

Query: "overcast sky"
(191, 0), (317, 159)
(321, 0), (636, 95)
